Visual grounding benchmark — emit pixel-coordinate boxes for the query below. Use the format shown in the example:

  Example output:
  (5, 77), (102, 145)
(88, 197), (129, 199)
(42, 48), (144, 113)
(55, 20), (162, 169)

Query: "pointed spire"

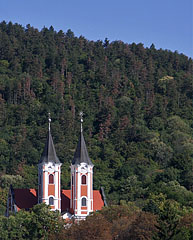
(72, 112), (93, 166)
(39, 113), (60, 164)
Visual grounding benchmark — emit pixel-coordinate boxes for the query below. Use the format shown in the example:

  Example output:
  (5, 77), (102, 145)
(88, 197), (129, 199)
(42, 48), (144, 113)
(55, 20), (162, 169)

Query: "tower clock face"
(81, 166), (87, 173)
(81, 165), (87, 173)
(48, 164), (54, 172)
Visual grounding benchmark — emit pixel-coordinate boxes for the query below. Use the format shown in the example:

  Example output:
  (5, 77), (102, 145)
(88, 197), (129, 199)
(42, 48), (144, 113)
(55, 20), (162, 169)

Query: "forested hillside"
(0, 21), (193, 216)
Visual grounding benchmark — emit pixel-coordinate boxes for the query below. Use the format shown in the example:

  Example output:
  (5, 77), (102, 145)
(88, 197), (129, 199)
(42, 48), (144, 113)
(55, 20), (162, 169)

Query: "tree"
(156, 199), (191, 240)
(0, 204), (62, 240)
(61, 214), (112, 240)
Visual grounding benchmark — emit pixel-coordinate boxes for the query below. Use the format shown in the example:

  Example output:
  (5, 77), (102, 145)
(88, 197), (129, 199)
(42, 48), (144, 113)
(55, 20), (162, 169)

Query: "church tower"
(38, 114), (62, 211)
(70, 112), (94, 219)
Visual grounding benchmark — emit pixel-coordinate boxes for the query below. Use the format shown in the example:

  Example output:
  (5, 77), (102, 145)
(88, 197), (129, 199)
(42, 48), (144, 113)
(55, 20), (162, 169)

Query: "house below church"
(6, 114), (106, 219)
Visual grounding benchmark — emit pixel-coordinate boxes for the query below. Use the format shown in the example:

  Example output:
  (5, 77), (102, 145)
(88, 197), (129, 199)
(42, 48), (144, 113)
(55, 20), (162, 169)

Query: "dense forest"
(0, 21), (193, 238)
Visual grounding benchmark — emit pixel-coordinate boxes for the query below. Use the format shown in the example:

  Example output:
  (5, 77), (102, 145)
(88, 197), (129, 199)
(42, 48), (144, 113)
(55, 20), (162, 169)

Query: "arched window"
(49, 174), (54, 184)
(49, 197), (54, 205)
(81, 197), (87, 206)
(81, 175), (86, 185)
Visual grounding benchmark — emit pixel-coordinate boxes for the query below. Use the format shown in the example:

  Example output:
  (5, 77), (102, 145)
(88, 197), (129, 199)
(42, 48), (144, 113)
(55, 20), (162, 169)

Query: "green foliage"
(0, 202), (192, 239)
(0, 203), (62, 240)
(0, 187), (7, 214)
(143, 193), (193, 239)
(120, 175), (145, 201)
(0, 175), (24, 189)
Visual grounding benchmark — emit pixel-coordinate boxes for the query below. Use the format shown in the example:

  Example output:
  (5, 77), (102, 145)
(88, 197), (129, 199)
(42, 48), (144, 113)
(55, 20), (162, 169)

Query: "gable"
(93, 190), (104, 211)
(14, 189), (38, 210)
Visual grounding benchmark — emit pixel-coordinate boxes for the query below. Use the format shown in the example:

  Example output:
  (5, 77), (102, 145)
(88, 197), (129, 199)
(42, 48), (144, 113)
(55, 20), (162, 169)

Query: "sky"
(0, 0), (192, 58)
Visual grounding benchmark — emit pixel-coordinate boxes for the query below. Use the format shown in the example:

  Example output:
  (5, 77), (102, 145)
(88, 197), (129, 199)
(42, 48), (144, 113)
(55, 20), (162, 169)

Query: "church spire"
(39, 113), (60, 164)
(72, 112), (93, 166)
(38, 113), (62, 211)
(70, 112), (94, 218)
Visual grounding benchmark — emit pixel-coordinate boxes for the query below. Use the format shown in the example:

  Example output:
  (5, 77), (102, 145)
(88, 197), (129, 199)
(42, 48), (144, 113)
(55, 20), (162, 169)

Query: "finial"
(79, 111), (83, 132)
(48, 112), (51, 132)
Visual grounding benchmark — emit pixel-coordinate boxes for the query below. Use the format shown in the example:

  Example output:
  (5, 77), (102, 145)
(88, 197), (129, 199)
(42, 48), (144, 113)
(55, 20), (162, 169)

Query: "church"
(5, 113), (106, 220)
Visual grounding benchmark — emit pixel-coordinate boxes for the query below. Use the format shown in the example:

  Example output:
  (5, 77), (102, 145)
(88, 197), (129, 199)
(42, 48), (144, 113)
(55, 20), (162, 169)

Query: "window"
(49, 197), (54, 205)
(81, 197), (87, 206)
(49, 174), (54, 184)
(81, 175), (86, 185)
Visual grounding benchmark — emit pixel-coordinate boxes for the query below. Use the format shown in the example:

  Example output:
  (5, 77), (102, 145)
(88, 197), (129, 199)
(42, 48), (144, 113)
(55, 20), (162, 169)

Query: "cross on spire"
(72, 111), (93, 166)
(79, 111), (83, 133)
(48, 112), (51, 132)
(39, 112), (60, 164)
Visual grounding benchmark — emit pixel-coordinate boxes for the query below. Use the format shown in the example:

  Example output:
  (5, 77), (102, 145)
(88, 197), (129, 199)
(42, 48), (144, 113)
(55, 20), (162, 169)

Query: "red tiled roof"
(61, 189), (104, 212)
(14, 189), (38, 210)
(13, 189), (104, 212)
(61, 189), (71, 213)
(93, 190), (104, 211)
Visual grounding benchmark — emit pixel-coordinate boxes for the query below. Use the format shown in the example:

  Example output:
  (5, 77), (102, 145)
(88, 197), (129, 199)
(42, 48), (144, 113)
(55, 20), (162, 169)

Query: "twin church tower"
(38, 112), (94, 219)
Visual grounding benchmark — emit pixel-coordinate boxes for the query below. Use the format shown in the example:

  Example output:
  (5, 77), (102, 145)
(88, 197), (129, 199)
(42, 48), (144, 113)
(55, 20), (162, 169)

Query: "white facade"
(71, 162), (93, 219)
(38, 162), (62, 212)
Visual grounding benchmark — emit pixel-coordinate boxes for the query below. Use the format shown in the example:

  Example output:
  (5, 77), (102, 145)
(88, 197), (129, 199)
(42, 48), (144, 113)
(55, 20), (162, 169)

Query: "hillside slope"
(0, 21), (193, 208)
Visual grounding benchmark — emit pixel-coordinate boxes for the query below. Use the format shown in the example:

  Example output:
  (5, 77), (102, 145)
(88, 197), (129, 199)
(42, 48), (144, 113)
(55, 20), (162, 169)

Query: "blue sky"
(1, 0), (192, 58)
